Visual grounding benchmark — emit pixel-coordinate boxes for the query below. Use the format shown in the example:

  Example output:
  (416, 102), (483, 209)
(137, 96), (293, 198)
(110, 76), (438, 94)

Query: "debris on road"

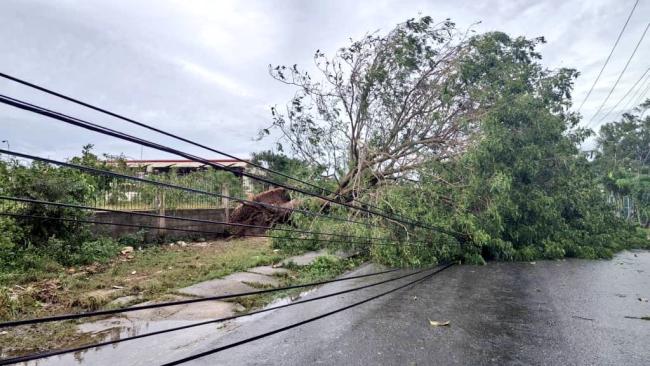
(624, 316), (650, 321)
(638, 298), (648, 302)
(428, 319), (450, 327)
(120, 246), (134, 255)
(572, 315), (594, 321)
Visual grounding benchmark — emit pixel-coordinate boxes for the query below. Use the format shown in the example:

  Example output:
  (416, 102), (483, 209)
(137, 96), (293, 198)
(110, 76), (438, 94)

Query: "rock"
(177, 241), (188, 247)
(131, 270), (137, 275)
(66, 268), (76, 274)
(120, 246), (134, 255)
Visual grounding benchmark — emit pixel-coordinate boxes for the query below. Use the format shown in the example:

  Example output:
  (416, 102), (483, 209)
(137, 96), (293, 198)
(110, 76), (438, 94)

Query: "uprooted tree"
(234, 17), (553, 235)
(247, 16), (648, 263)
(261, 17), (484, 202)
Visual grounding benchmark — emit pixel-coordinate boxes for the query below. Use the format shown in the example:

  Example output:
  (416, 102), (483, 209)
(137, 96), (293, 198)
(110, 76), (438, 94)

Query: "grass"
(0, 239), (365, 358)
(0, 237), (287, 357)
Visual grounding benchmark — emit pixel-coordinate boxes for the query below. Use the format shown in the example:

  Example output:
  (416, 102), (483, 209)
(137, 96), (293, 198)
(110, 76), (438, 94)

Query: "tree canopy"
(268, 17), (649, 265)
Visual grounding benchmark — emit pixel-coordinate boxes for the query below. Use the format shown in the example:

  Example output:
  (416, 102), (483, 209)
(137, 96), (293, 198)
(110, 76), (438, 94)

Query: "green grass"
(0, 237), (287, 356)
(0, 240), (366, 357)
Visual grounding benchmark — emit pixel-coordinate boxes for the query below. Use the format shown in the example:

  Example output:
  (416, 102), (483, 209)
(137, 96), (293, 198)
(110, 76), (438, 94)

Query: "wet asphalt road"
(189, 250), (650, 366)
(30, 250), (649, 366)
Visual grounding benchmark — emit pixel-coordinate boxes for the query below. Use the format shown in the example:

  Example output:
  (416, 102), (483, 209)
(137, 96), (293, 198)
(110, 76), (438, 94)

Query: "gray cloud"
(0, 0), (647, 159)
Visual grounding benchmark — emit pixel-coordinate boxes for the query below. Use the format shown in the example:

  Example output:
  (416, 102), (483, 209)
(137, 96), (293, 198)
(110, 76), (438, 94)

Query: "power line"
(596, 66), (650, 124)
(576, 0), (640, 113)
(0, 71), (414, 224)
(0, 265), (410, 329)
(0, 148), (384, 230)
(0, 94), (452, 235)
(0, 212), (425, 249)
(587, 22), (650, 127)
(630, 77), (650, 109)
(0, 195), (418, 245)
(620, 69), (650, 111)
(0, 265), (449, 365)
(162, 264), (453, 366)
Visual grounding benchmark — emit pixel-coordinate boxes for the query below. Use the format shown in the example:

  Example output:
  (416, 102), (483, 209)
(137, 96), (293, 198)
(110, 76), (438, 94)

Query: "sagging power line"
(161, 264), (453, 366)
(0, 212), (430, 249)
(0, 265), (444, 365)
(0, 71), (425, 228)
(0, 148), (384, 230)
(0, 195), (424, 246)
(0, 93), (454, 235)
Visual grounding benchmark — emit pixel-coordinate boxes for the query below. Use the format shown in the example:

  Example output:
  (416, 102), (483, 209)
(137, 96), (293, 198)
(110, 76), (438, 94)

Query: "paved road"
(33, 250), (649, 365)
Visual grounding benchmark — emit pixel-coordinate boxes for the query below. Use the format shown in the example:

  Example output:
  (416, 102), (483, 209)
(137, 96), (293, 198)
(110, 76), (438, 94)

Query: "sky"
(0, 0), (648, 161)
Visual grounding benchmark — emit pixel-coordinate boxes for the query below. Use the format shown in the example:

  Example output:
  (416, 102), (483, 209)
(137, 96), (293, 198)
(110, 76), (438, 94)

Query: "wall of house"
(90, 208), (229, 243)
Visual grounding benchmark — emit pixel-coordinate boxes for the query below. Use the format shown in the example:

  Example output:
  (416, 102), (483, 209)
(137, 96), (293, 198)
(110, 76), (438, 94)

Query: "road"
(32, 250), (649, 365)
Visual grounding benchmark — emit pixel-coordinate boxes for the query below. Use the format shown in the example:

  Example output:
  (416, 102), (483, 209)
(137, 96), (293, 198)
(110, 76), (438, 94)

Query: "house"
(118, 158), (255, 193)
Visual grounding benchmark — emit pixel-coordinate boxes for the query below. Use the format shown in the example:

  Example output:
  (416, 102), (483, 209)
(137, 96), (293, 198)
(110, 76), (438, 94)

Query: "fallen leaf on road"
(428, 319), (450, 327)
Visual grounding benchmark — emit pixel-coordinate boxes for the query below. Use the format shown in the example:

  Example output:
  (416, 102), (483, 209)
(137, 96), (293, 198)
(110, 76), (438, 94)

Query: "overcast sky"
(0, 0), (648, 161)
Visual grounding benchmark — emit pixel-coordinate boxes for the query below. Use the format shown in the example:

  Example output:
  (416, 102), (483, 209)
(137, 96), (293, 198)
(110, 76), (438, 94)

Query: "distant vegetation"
(0, 145), (242, 273)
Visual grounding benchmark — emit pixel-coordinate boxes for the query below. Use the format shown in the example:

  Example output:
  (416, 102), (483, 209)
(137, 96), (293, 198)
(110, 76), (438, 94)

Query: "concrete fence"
(90, 208), (229, 242)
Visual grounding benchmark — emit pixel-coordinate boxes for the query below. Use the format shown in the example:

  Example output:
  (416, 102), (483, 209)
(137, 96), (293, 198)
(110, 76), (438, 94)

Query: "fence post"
(158, 189), (166, 236)
(223, 184), (230, 222)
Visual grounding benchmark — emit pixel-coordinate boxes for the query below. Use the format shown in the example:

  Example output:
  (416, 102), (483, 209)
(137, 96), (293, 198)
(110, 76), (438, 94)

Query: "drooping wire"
(576, 0), (640, 113)
(0, 265), (449, 365)
(0, 212), (430, 249)
(0, 195), (421, 245)
(0, 148), (384, 230)
(0, 71), (423, 227)
(0, 265), (412, 330)
(0, 94), (453, 235)
(161, 264), (453, 366)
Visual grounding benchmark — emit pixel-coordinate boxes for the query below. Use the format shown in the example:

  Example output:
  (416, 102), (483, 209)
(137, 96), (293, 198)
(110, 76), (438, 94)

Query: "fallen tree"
(227, 188), (298, 237)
